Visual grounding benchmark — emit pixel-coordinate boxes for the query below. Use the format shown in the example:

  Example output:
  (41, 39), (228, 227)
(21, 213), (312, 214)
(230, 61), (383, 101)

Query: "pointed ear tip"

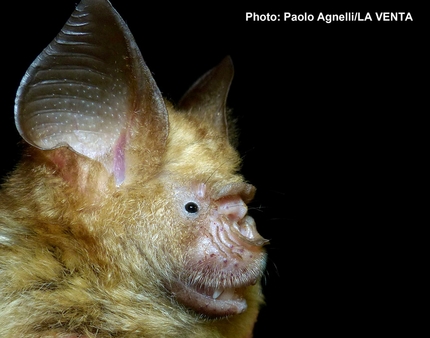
(216, 56), (234, 81)
(222, 55), (234, 68)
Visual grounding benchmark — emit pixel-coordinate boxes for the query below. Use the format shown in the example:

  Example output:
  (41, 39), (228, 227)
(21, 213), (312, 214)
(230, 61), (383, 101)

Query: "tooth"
(212, 288), (224, 299)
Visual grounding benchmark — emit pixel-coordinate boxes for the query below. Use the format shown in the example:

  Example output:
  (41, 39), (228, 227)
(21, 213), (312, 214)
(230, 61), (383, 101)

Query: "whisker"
(239, 146), (257, 161)
(248, 205), (266, 212)
(204, 160), (230, 186)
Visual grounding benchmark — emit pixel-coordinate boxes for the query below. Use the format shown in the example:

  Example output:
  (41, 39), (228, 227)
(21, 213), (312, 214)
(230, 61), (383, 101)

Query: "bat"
(0, 0), (268, 337)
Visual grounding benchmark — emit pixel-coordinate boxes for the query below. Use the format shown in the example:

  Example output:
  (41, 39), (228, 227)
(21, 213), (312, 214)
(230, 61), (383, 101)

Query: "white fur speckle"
(0, 234), (11, 244)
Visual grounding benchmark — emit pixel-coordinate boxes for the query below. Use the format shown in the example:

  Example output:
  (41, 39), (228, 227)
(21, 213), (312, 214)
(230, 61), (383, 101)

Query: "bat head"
(11, 0), (268, 328)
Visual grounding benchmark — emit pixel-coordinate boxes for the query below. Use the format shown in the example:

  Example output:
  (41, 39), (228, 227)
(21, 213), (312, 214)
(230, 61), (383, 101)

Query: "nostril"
(235, 216), (270, 247)
(238, 215), (256, 238)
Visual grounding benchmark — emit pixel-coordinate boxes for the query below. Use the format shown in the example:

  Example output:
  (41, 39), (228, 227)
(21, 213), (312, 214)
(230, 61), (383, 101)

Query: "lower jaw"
(170, 281), (248, 317)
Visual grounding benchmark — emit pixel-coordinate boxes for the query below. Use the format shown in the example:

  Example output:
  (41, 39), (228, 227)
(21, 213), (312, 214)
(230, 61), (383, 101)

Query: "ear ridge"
(14, 0), (168, 185)
(178, 56), (234, 138)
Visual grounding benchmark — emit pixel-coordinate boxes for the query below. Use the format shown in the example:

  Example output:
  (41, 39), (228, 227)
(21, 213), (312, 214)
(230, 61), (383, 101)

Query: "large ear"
(14, 0), (168, 185)
(178, 56), (234, 139)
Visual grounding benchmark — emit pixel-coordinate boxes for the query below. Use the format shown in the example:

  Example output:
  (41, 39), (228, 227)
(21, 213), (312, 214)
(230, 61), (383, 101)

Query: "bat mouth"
(170, 280), (248, 317)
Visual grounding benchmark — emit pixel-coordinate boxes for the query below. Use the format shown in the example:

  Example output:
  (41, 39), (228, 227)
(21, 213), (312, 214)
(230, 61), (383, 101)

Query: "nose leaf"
(215, 196), (268, 248)
(216, 196), (247, 222)
(236, 216), (269, 247)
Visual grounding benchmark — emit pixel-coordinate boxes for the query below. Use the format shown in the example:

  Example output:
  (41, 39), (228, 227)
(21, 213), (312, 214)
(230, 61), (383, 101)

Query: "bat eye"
(184, 202), (199, 214)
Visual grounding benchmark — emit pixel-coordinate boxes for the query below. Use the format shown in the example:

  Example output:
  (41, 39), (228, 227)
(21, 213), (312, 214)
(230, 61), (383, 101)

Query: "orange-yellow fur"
(1, 0), (266, 335)
(0, 105), (264, 337)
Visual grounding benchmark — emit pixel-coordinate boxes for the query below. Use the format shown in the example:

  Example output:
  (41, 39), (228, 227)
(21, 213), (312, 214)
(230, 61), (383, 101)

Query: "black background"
(1, 1), (423, 336)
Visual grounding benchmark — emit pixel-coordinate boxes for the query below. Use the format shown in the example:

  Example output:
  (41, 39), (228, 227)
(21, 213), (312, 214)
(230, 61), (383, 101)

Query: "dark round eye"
(184, 202), (199, 214)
